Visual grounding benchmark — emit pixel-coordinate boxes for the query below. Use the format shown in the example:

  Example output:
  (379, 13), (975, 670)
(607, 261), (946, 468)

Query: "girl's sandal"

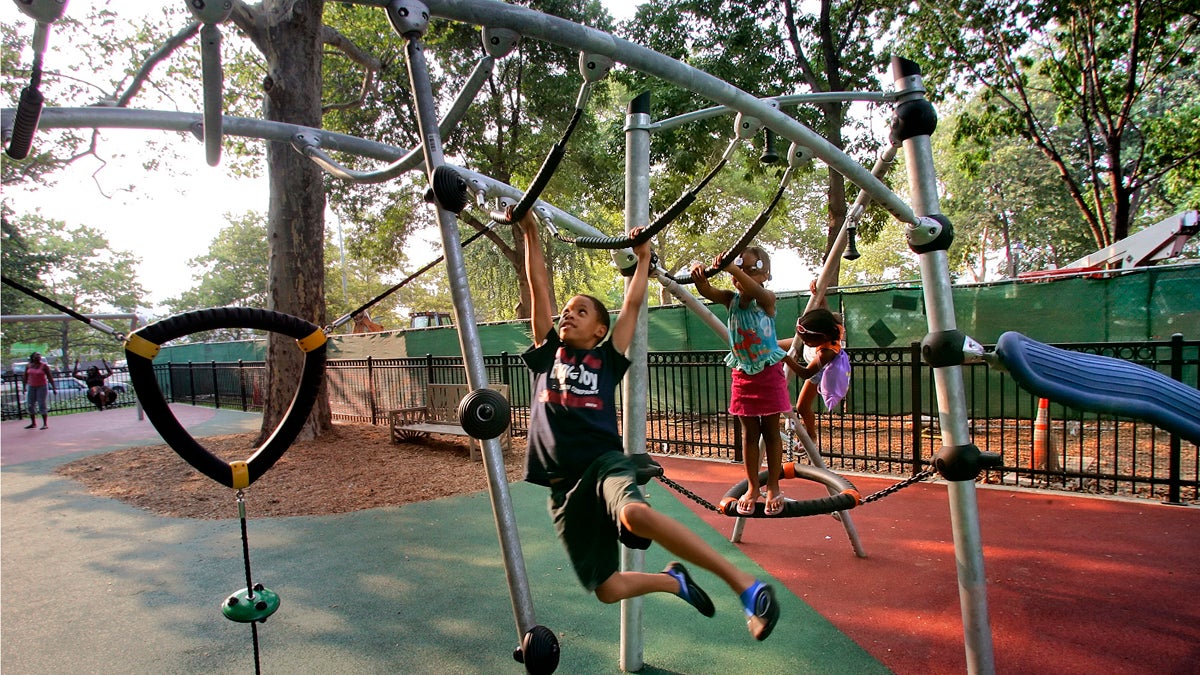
(736, 494), (758, 516)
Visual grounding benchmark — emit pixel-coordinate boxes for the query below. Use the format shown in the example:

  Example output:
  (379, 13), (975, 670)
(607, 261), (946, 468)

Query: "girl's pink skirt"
(729, 361), (791, 417)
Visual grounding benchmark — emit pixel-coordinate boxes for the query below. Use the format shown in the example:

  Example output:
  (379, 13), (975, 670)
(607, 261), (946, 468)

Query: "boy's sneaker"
(663, 562), (715, 617)
(740, 580), (780, 641)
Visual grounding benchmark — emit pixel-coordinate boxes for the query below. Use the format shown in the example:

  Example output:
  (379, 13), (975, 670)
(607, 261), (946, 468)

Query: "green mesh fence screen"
(157, 339), (266, 364)
(157, 264), (1198, 362)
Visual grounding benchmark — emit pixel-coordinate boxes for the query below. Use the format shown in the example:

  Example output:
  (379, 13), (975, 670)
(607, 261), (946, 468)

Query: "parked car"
(51, 378), (91, 401)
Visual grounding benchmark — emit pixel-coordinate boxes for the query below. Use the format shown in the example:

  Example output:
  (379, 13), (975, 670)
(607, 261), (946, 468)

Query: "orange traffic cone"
(1032, 398), (1059, 473)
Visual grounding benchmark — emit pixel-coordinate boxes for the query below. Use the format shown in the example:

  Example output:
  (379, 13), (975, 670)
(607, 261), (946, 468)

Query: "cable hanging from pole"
(545, 136), (740, 251)
(659, 140), (814, 285)
(1, 275), (128, 342)
(326, 219), (501, 332)
(547, 98), (790, 252)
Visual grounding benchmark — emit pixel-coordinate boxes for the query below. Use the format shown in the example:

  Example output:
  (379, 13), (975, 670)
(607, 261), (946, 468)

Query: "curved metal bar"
(17, 106), (653, 274)
(21, 107), (411, 160)
(15, 106), (641, 266)
(394, 0), (916, 224)
(651, 91), (897, 134)
(399, 17), (541, 646)
(295, 55), (496, 183)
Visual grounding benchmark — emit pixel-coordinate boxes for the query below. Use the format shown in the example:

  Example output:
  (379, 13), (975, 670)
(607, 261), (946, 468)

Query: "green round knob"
(221, 586), (280, 623)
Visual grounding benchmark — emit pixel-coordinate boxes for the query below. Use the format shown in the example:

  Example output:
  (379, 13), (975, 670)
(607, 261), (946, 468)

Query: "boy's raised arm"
(520, 211), (554, 345)
(610, 228), (652, 355)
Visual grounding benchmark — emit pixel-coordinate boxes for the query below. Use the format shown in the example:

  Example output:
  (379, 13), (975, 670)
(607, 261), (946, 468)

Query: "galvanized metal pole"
(620, 90), (653, 673)
(891, 57), (996, 674)
(395, 0), (539, 644)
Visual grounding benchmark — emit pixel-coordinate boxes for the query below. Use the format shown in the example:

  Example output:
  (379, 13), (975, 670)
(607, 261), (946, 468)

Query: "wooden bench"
(389, 383), (511, 460)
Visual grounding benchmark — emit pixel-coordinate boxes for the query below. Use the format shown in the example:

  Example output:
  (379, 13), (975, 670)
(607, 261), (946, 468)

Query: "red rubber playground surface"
(654, 456), (1200, 675)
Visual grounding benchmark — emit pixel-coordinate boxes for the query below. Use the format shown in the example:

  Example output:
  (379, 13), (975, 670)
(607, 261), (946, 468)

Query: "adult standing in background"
(23, 352), (56, 430)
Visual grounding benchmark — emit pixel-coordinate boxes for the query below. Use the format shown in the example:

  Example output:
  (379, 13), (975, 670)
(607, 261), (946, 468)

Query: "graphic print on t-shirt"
(730, 307), (774, 364)
(543, 347), (605, 410)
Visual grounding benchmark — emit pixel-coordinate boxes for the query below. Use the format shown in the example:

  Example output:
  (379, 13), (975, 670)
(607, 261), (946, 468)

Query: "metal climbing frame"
(396, 2), (989, 671)
(3, 0), (1000, 672)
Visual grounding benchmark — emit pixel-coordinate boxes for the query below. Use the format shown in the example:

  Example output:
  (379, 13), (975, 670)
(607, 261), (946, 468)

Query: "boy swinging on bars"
(518, 210), (780, 641)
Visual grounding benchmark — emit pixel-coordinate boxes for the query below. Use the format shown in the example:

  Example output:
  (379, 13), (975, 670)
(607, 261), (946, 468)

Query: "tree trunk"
(257, 0), (330, 444)
(823, 103), (847, 279)
(817, 0), (847, 285)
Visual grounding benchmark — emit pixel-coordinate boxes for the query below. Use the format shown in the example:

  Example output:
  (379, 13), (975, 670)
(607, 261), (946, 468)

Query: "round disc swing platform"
(125, 307), (329, 674)
(718, 462), (861, 518)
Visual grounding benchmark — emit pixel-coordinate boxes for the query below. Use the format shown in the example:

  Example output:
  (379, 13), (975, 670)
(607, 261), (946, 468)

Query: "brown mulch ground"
(55, 422), (525, 520)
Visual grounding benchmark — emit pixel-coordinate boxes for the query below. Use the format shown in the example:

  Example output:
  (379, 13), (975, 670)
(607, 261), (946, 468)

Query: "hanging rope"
(238, 491), (264, 675)
(221, 489), (280, 675)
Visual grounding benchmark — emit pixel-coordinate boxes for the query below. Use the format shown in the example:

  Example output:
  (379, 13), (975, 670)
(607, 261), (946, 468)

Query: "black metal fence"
(1, 368), (139, 418)
(6, 337), (1196, 504)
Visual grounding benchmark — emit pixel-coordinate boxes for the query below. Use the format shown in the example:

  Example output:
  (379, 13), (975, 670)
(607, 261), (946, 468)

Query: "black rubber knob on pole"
(5, 86), (44, 160)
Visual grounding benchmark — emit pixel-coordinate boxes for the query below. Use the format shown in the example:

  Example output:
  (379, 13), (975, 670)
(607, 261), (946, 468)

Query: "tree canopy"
(4, 0), (1197, 437)
(901, 0), (1200, 247)
(0, 209), (144, 365)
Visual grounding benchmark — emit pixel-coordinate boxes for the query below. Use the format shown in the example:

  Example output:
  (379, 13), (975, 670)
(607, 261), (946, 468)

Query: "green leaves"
(901, 0), (1200, 248)
(1, 210), (145, 362)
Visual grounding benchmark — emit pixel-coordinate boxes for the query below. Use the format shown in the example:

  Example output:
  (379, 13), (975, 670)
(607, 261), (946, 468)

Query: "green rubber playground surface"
(1, 410), (887, 674)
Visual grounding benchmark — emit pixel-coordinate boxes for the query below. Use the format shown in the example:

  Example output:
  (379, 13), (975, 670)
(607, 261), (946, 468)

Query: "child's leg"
(617, 502), (757, 597)
(761, 413), (783, 507)
(593, 566), (681, 604)
(738, 415), (763, 512)
(797, 380), (819, 440)
(613, 501), (781, 640)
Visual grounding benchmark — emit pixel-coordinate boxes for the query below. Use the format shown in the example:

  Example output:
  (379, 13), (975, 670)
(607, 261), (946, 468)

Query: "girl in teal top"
(692, 246), (799, 516)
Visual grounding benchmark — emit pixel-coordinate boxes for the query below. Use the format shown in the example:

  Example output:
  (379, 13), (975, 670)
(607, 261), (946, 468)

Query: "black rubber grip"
(125, 307), (327, 488)
(5, 85), (43, 160)
(663, 169), (790, 284)
(720, 462), (861, 518)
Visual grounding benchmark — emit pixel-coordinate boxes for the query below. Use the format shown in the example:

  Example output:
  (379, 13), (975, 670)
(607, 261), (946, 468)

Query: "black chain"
(655, 466), (941, 512)
(860, 468), (940, 504)
(655, 475), (721, 512)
